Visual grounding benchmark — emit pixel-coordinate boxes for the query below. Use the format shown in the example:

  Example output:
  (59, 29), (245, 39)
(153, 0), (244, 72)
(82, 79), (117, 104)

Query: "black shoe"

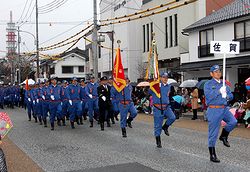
(101, 122), (104, 131)
(28, 118), (31, 121)
(122, 128), (127, 138)
(111, 119), (115, 124)
(209, 147), (220, 163)
(126, 117), (133, 128)
(115, 116), (119, 121)
(219, 128), (230, 147)
(70, 121), (75, 129)
(162, 123), (170, 136)
(39, 117), (42, 125)
(191, 117), (197, 120)
(156, 136), (162, 148)
(51, 123), (54, 131)
(90, 120), (93, 128)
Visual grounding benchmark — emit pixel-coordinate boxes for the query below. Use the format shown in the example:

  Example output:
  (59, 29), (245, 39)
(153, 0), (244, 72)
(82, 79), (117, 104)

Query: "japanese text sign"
(210, 41), (240, 54)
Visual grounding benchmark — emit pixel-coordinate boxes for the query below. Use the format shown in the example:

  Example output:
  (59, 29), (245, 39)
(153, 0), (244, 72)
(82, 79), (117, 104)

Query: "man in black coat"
(98, 76), (112, 130)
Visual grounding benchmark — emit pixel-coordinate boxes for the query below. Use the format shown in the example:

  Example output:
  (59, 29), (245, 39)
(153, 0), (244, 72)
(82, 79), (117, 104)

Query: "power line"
(16, 0), (29, 24)
(38, 0), (69, 14)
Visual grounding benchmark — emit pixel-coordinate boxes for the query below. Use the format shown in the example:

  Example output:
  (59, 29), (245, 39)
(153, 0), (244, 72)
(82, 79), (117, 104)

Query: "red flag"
(112, 48), (126, 92)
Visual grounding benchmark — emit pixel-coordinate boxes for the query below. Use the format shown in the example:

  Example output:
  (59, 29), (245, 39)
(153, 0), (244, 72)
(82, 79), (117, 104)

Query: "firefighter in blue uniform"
(25, 84), (35, 121)
(68, 77), (82, 129)
(204, 65), (237, 163)
(48, 77), (62, 130)
(14, 84), (20, 107)
(86, 76), (99, 127)
(41, 80), (50, 127)
(149, 72), (176, 148)
(0, 84), (4, 109)
(35, 82), (44, 125)
(61, 80), (69, 126)
(80, 79), (88, 121)
(9, 84), (15, 108)
(31, 84), (38, 122)
(114, 76), (137, 137)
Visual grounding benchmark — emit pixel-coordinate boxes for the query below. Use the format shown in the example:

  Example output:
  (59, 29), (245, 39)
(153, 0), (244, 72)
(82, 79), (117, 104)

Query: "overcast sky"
(0, 0), (101, 58)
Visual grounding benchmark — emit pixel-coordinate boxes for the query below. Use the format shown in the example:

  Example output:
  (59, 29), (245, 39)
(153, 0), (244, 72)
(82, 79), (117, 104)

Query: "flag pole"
(223, 53), (226, 88)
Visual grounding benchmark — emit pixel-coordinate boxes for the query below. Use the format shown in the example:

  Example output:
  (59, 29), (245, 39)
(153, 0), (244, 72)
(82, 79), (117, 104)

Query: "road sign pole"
(223, 53), (226, 87)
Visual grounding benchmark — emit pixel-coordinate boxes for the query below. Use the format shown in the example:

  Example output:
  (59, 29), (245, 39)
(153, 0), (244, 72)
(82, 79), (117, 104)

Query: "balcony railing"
(198, 44), (213, 58)
(234, 37), (250, 52)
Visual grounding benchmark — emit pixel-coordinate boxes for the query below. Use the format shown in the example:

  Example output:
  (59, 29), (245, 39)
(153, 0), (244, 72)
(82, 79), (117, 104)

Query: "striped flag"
(145, 41), (161, 98)
(112, 48), (126, 92)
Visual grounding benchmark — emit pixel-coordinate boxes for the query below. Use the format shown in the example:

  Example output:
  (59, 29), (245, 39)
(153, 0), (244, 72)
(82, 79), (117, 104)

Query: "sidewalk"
(1, 137), (43, 172)
(136, 113), (250, 139)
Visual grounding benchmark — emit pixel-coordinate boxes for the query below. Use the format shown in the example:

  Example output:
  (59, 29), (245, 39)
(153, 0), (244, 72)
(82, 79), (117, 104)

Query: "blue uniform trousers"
(87, 98), (99, 121)
(42, 101), (50, 119)
(81, 101), (88, 115)
(62, 100), (69, 117)
(207, 107), (237, 147)
(49, 102), (62, 123)
(26, 101), (33, 119)
(153, 106), (176, 137)
(118, 102), (137, 128)
(69, 101), (82, 122)
(36, 101), (43, 118)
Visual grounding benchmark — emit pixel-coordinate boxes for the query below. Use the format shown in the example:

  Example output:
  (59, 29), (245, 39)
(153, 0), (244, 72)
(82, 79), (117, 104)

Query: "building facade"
(181, 0), (250, 88)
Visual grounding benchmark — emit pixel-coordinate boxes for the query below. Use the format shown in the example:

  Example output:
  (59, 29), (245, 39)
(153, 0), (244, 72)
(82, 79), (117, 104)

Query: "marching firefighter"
(204, 65), (237, 163)
(149, 72), (176, 148)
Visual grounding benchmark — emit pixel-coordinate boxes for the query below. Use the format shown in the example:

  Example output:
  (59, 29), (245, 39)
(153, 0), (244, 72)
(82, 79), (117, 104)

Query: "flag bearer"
(114, 76), (137, 137)
(149, 72), (176, 148)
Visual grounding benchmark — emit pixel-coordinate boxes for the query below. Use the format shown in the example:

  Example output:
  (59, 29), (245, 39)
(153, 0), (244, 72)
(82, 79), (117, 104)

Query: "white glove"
(219, 86), (227, 98)
(81, 101), (83, 104)
(69, 100), (72, 106)
(15, 95), (17, 98)
(89, 94), (93, 99)
(36, 99), (39, 103)
(42, 95), (45, 100)
(28, 98), (31, 102)
(61, 102), (63, 106)
(51, 95), (55, 100)
(101, 96), (106, 101)
(33, 100), (35, 105)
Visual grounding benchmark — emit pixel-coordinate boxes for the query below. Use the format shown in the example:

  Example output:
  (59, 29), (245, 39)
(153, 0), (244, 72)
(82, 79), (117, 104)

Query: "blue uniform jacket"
(61, 86), (70, 101)
(204, 78), (233, 106)
(86, 82), (99, 97)
(149, 82), (171, 105)
(68, 84), (81, 101)
(48, 84), (61, 101)
(114, 84), (133, 102)
(80, 86), (88, 101)
(42, 86), (51, 100)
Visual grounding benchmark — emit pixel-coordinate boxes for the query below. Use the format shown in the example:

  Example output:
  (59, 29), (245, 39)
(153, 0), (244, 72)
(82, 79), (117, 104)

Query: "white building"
(181, 0), (250, 87)
(98, 0), (143, 82)
(140, 0), (207, 82)
(41, 47), (88, 80)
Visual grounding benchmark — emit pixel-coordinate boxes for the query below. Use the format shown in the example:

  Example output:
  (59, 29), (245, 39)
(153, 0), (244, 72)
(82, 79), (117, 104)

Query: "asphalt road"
(4, 108), (250, 172)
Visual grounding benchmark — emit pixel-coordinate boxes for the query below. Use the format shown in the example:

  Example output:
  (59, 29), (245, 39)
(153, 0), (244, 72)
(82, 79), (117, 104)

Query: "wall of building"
(52, 53), (86, 78)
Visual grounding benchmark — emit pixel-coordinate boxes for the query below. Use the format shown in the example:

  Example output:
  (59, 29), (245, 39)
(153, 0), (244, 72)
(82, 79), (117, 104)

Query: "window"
(165, 17), (168, 48)
(170, 16), (173, 47)
(174, 14), (178, 46)
(198, 29), (214, 57)
(150, 22), (153, 43)
(50, 67), (55, 75)
(62, 66), (73, 74)
(146, 24), (150, 51)
(143, 25), (146, 52)
(78, 66), (84, 73)
(235, 20), (250, 51)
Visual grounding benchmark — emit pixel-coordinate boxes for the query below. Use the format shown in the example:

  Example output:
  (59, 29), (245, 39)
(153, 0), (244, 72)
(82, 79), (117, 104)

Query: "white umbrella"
(137, 81), (150, 87)
(21, 79), (35, 85)
(167, 78), (177, 84)
(180, 79), (198, 88)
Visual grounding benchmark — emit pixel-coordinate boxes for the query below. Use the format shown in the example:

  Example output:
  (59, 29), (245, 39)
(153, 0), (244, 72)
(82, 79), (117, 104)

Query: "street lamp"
(17, 27), (36, 84)
(98, 31), (114, 74)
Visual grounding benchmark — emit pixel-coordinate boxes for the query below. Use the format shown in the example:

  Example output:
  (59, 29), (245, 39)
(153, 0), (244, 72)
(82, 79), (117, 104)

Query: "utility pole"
(35, 0), (39, 80)
(92, 0), (98, 79)
(17, 26), (21, 84)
